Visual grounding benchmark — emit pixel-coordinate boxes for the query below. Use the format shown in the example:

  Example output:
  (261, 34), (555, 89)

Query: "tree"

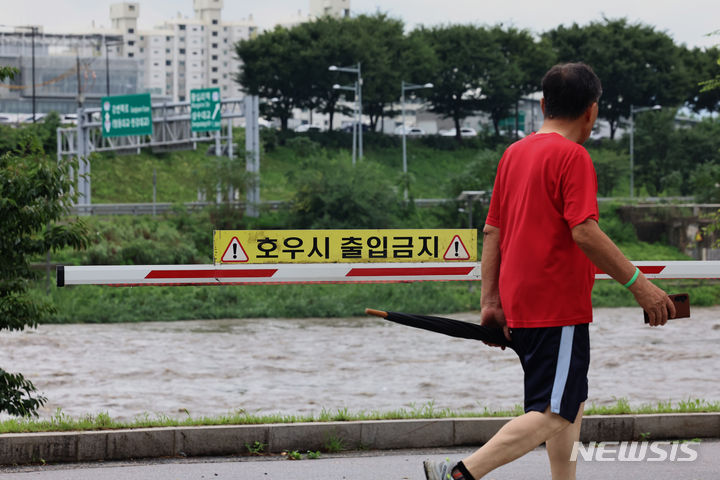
(699, 30), (720, 94)
(236, 27), (311, 131)
(289, 155), (401, 228)
(1, 65), (89, 416)
(480, 25), (554, 135)
(412, 25), (500, 141)
(632, 109), (720, 195)
(344, 14), (408, 131)
(545, 18), (688, 139)
(685, 46), (720, 112)
(479, 27), (555, 136)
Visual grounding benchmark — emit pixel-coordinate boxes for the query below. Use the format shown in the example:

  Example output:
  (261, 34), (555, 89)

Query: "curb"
(1, 413), (719, 465)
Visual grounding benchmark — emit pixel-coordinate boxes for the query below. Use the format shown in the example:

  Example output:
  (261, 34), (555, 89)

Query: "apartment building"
(0, 0), (349, 115)
(108, 1), (255, 102)
(310, 0), (351, 18)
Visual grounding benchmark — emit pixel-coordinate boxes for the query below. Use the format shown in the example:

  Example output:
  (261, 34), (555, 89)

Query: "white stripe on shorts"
(550, 325), (575, 415)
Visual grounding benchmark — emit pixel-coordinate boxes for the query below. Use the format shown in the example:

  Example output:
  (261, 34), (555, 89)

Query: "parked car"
(393, 125), (426, 136)
(294, 124), (323, 133)
(439, 127), (477, 137)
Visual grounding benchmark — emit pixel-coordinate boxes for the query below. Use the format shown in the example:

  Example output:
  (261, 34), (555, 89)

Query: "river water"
(1, 308), (719, 422)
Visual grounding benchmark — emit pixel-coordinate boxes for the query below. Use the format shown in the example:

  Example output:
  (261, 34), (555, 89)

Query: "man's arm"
(481, 224), (510, 346)
(481, 224), (502, 311)
(571, 219), (675, 325)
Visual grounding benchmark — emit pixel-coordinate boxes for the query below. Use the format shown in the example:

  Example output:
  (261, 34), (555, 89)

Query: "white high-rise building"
(310, 0), (351, 19)
(108, 1), (256, 102)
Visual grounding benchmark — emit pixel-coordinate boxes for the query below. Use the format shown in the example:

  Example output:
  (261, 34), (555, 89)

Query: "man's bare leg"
(461, 405), (570, 479)
(546, 402), (584, 480)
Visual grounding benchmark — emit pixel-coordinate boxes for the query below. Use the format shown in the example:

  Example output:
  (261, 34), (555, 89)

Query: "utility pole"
(31, 26), (36, 123)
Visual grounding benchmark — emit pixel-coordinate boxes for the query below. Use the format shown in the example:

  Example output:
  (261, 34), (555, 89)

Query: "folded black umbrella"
(366, 308), (513, 349)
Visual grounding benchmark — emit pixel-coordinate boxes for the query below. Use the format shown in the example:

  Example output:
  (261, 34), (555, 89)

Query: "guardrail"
(69, 199), (453, 216)
(68, 197), (717, 216)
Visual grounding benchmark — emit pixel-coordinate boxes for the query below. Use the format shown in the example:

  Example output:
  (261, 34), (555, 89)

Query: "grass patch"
(2, 399), (718, 434)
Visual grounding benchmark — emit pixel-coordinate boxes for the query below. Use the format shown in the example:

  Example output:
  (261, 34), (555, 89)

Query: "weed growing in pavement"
(245, 441), (267, 456)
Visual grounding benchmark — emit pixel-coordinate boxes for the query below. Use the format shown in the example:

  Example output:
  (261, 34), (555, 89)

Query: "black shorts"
(510, 323), (590, 423)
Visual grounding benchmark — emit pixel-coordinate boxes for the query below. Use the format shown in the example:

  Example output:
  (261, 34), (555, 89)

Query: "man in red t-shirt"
(424, 63), (675, 480)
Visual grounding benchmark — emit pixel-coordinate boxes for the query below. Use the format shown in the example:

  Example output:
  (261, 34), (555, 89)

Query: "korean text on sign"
(213, 229), (477, 264)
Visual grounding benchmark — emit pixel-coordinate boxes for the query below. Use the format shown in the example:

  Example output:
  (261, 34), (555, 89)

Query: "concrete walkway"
(2, 443), (719, 480)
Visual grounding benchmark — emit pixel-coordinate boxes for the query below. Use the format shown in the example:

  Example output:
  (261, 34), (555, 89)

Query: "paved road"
(1, 443), (718, 479)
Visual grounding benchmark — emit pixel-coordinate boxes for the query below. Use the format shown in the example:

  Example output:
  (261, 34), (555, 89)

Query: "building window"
(212, 31), (218, 37)
(212, 67), (218, 72)
(179, 24), (186, 30)
(166, 60), (171, 66)
(128, 52), (134, 57)
(212, 43), (218, 48)
(179, 48), (185, 54)
(128, 28), (134, 34)
(179, 96), (185, 101)
(166, 36), (171, 41)
(179, 61), (185, 66)
(129, 4), (135, 10)
(211, 55), (218, 60)
(166, 48), (170, 53)
(179, 36), (185, 42)
(140, 48), (144, 53)
(223, 38), (227, 43)
(212, 19), (218, 25)
(211, 79), (218, 84)
(153, 62), (159, 66)
(223, 27), (227, 32)
(128, 40), (135, 46)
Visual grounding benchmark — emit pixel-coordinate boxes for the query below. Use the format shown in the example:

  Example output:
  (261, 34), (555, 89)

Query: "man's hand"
(628, 275), (676, 326)
(480, 304), (511, 349)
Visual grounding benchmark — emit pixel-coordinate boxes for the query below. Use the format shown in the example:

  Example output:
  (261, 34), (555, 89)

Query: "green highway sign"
(190, 88), (221, 132)
(101, 93), (153, 137)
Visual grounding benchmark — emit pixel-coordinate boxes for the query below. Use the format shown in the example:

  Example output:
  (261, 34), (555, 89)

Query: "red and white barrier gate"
(57, 261), (720, 287)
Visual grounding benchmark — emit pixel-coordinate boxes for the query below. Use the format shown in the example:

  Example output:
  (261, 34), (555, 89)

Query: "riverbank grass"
(2, 399), (719, 434)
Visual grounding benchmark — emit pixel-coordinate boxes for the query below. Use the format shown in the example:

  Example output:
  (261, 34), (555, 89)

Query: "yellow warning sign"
(213, 229), (477, 264)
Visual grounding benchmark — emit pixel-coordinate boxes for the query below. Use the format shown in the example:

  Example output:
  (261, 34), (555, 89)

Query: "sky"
(1, 0), (718, 49)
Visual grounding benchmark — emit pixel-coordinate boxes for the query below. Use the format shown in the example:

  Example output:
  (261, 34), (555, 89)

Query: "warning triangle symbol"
(221, 237), (248, 263)
(443, 235), (470, 261)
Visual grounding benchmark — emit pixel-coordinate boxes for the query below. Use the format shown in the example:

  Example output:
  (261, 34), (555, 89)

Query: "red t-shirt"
(485, 132), (599, 328)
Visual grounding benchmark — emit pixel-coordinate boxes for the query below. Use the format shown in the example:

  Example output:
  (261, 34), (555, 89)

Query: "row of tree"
(236, 15), (720, 139)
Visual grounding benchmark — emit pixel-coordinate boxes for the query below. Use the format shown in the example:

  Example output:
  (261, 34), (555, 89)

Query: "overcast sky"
(1, 0), (718, 49)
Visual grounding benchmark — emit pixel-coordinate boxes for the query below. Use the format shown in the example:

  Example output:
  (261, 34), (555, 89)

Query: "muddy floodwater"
(1, 308), (719, 422)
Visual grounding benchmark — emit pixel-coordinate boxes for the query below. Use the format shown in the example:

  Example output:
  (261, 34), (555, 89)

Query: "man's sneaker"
(423, 458), (455, 480)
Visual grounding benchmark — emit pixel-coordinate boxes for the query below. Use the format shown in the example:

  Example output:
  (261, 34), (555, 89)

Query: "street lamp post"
(401, 81), (433, 201)
(332, 82), (359, 165)
(329, 63), (362, 160)
(17, 26), (38, 123)
(629, 104), (661, 198)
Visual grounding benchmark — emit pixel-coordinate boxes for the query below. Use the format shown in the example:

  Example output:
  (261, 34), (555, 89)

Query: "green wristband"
(623, 267), (640, 288)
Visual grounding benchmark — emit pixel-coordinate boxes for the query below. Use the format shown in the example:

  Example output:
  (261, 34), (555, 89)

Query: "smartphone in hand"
(644, 293), (690, 323)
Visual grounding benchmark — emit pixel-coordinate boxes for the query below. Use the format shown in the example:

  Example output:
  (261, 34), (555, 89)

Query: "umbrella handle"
(365, 308), (388, 318)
